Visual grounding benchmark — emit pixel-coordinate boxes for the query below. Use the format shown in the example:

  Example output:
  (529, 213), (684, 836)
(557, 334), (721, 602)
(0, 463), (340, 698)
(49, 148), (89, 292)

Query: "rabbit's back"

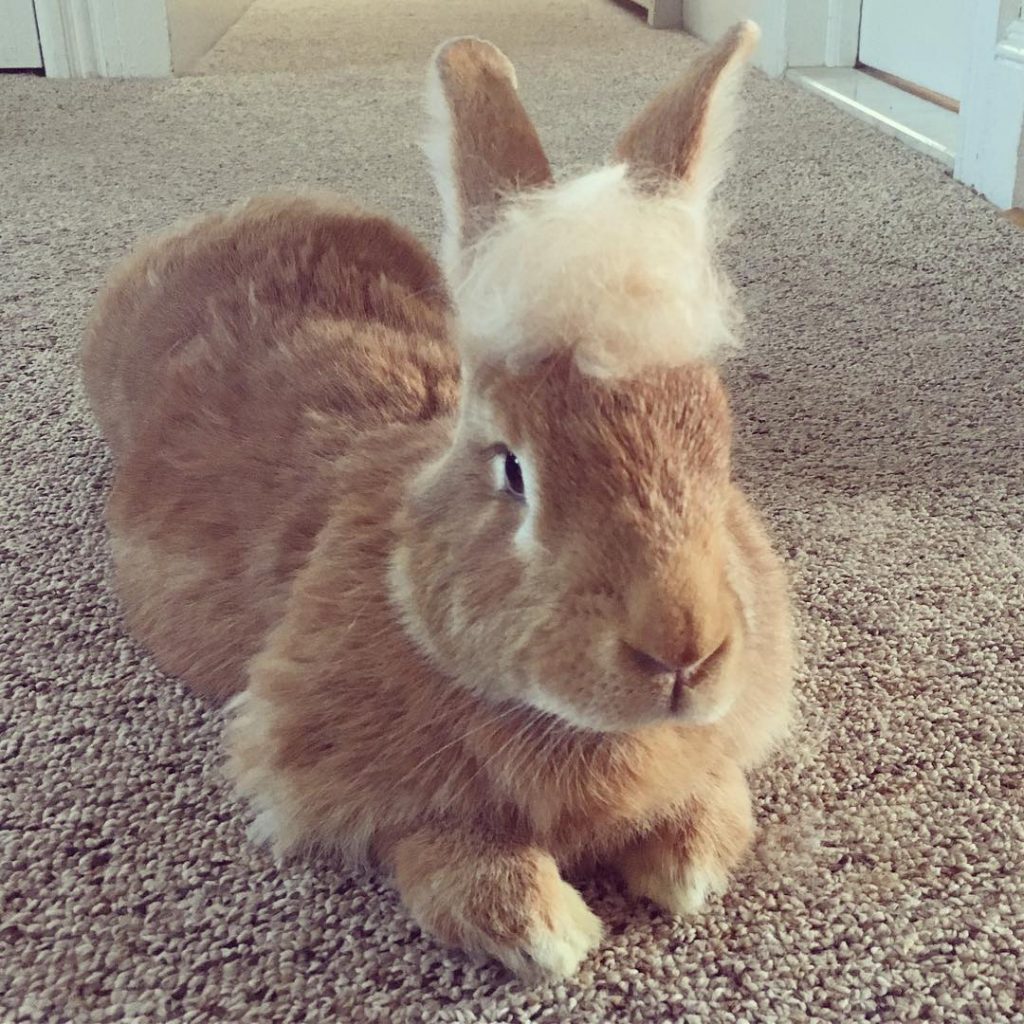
(82, 195), (459, 697)
(82, 194), (453, 457)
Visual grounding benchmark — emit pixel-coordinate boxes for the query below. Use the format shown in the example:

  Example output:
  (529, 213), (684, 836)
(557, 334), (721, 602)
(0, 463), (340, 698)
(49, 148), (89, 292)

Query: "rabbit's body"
(83, 196), (458, 697)
(85, 24), (796, 979)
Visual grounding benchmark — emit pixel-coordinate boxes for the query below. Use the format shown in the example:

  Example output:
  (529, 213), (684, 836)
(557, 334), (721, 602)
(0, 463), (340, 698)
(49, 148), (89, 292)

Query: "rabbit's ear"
(425, 38), (552, 274)
(614, 21), (759, 205)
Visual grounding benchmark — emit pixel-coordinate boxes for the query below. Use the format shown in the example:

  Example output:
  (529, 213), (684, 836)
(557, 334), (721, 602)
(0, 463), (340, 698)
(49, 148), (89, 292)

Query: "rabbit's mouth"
(519, 635), (742, 734)
(670, 677), (738, 726)
(665, 632), (740, 724)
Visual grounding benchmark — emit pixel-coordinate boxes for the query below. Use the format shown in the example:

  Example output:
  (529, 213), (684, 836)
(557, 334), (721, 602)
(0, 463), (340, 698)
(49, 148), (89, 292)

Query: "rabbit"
(82, 21), (794, 980)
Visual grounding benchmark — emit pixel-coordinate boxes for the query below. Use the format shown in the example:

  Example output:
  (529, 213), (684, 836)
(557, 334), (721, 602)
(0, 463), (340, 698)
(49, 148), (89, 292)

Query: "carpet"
(2, 0), (1022, 1021)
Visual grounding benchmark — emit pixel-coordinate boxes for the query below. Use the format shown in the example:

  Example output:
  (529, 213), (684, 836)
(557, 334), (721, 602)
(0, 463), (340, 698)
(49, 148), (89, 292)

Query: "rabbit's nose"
(622, 634), (729, 685)
(623, 635), (732, 714)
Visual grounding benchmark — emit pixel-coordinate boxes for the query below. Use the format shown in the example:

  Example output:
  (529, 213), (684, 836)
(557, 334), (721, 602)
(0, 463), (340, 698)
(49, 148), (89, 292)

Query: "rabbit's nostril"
(623, 643), (677, 677)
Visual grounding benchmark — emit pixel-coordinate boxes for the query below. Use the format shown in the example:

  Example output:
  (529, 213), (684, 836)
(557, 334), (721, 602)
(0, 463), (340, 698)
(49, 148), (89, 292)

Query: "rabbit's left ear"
(614, 21), (759, 205)
(425, 38), (553, 275)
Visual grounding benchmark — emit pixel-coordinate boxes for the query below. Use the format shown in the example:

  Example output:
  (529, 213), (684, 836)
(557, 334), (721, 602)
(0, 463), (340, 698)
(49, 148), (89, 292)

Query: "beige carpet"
(2, 0), (1023, 1020)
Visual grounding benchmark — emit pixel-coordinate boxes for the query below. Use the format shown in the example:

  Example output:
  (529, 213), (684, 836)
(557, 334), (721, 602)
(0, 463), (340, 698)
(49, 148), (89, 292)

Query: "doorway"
(857, 0), (970, 109)
(779, 0), (1024, 207)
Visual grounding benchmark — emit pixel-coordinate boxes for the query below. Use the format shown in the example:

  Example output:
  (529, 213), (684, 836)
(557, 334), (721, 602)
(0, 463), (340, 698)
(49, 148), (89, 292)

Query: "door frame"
(680, 0), (1024, 208)
(32, 0), (254, 77)
(676, 0), (861, 75)
(34, 0), (172, 77)
(957, 1), (1024, 207)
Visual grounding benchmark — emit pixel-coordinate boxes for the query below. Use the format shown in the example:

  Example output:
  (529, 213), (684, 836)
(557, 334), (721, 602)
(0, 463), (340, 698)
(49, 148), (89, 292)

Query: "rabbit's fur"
(83, 23), (794, 979)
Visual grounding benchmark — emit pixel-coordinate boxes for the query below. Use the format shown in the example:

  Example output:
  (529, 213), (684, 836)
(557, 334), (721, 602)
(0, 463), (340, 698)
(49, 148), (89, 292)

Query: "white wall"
(0, 0), (43, 68)
(680, 0), (787, 75)
(166, 0), (252, 72)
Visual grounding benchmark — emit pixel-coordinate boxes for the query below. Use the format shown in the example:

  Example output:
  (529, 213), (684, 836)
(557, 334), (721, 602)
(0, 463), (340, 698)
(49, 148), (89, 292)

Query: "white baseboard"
(788, 67), (958, 167)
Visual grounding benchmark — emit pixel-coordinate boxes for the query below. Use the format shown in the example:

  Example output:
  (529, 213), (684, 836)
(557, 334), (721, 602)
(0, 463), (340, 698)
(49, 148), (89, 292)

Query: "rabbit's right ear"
(614, 21), (759, 205)
(425, 38), (553, 276)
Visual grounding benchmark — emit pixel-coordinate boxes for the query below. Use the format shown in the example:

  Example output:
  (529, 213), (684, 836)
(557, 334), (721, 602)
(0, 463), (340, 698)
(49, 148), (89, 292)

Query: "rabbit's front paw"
(393, 829), (602, 980)
(617, 759), (754, 916)
(623, 851), (731, 916)
(513, 871), (603, 979)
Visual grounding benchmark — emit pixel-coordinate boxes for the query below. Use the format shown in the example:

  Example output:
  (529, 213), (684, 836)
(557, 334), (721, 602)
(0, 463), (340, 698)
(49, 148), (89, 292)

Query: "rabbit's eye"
(491, 445), (528, 503)
(504, 451), (525, 500)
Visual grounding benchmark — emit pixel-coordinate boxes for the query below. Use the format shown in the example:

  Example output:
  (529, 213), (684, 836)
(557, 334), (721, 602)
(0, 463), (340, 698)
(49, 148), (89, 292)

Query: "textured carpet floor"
(2, 1), (1023, 1021)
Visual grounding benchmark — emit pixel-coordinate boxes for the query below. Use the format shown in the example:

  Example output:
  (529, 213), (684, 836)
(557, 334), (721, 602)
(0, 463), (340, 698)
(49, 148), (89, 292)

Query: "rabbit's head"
(393, 25), (761, 732)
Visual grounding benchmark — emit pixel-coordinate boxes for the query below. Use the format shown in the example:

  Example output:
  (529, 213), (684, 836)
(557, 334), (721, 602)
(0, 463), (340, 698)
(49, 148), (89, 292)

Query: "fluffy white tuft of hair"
(452, 165), (740, 378)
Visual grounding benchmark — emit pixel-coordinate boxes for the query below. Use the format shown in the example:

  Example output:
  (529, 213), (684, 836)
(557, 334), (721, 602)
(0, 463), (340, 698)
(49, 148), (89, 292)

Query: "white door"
(858, 0), (971, 102)
(0, 0), (42, 69)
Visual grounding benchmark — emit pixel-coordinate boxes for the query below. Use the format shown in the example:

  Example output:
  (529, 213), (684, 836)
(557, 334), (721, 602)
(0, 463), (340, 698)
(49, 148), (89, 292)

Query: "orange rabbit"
(83, 22), (794, 979)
